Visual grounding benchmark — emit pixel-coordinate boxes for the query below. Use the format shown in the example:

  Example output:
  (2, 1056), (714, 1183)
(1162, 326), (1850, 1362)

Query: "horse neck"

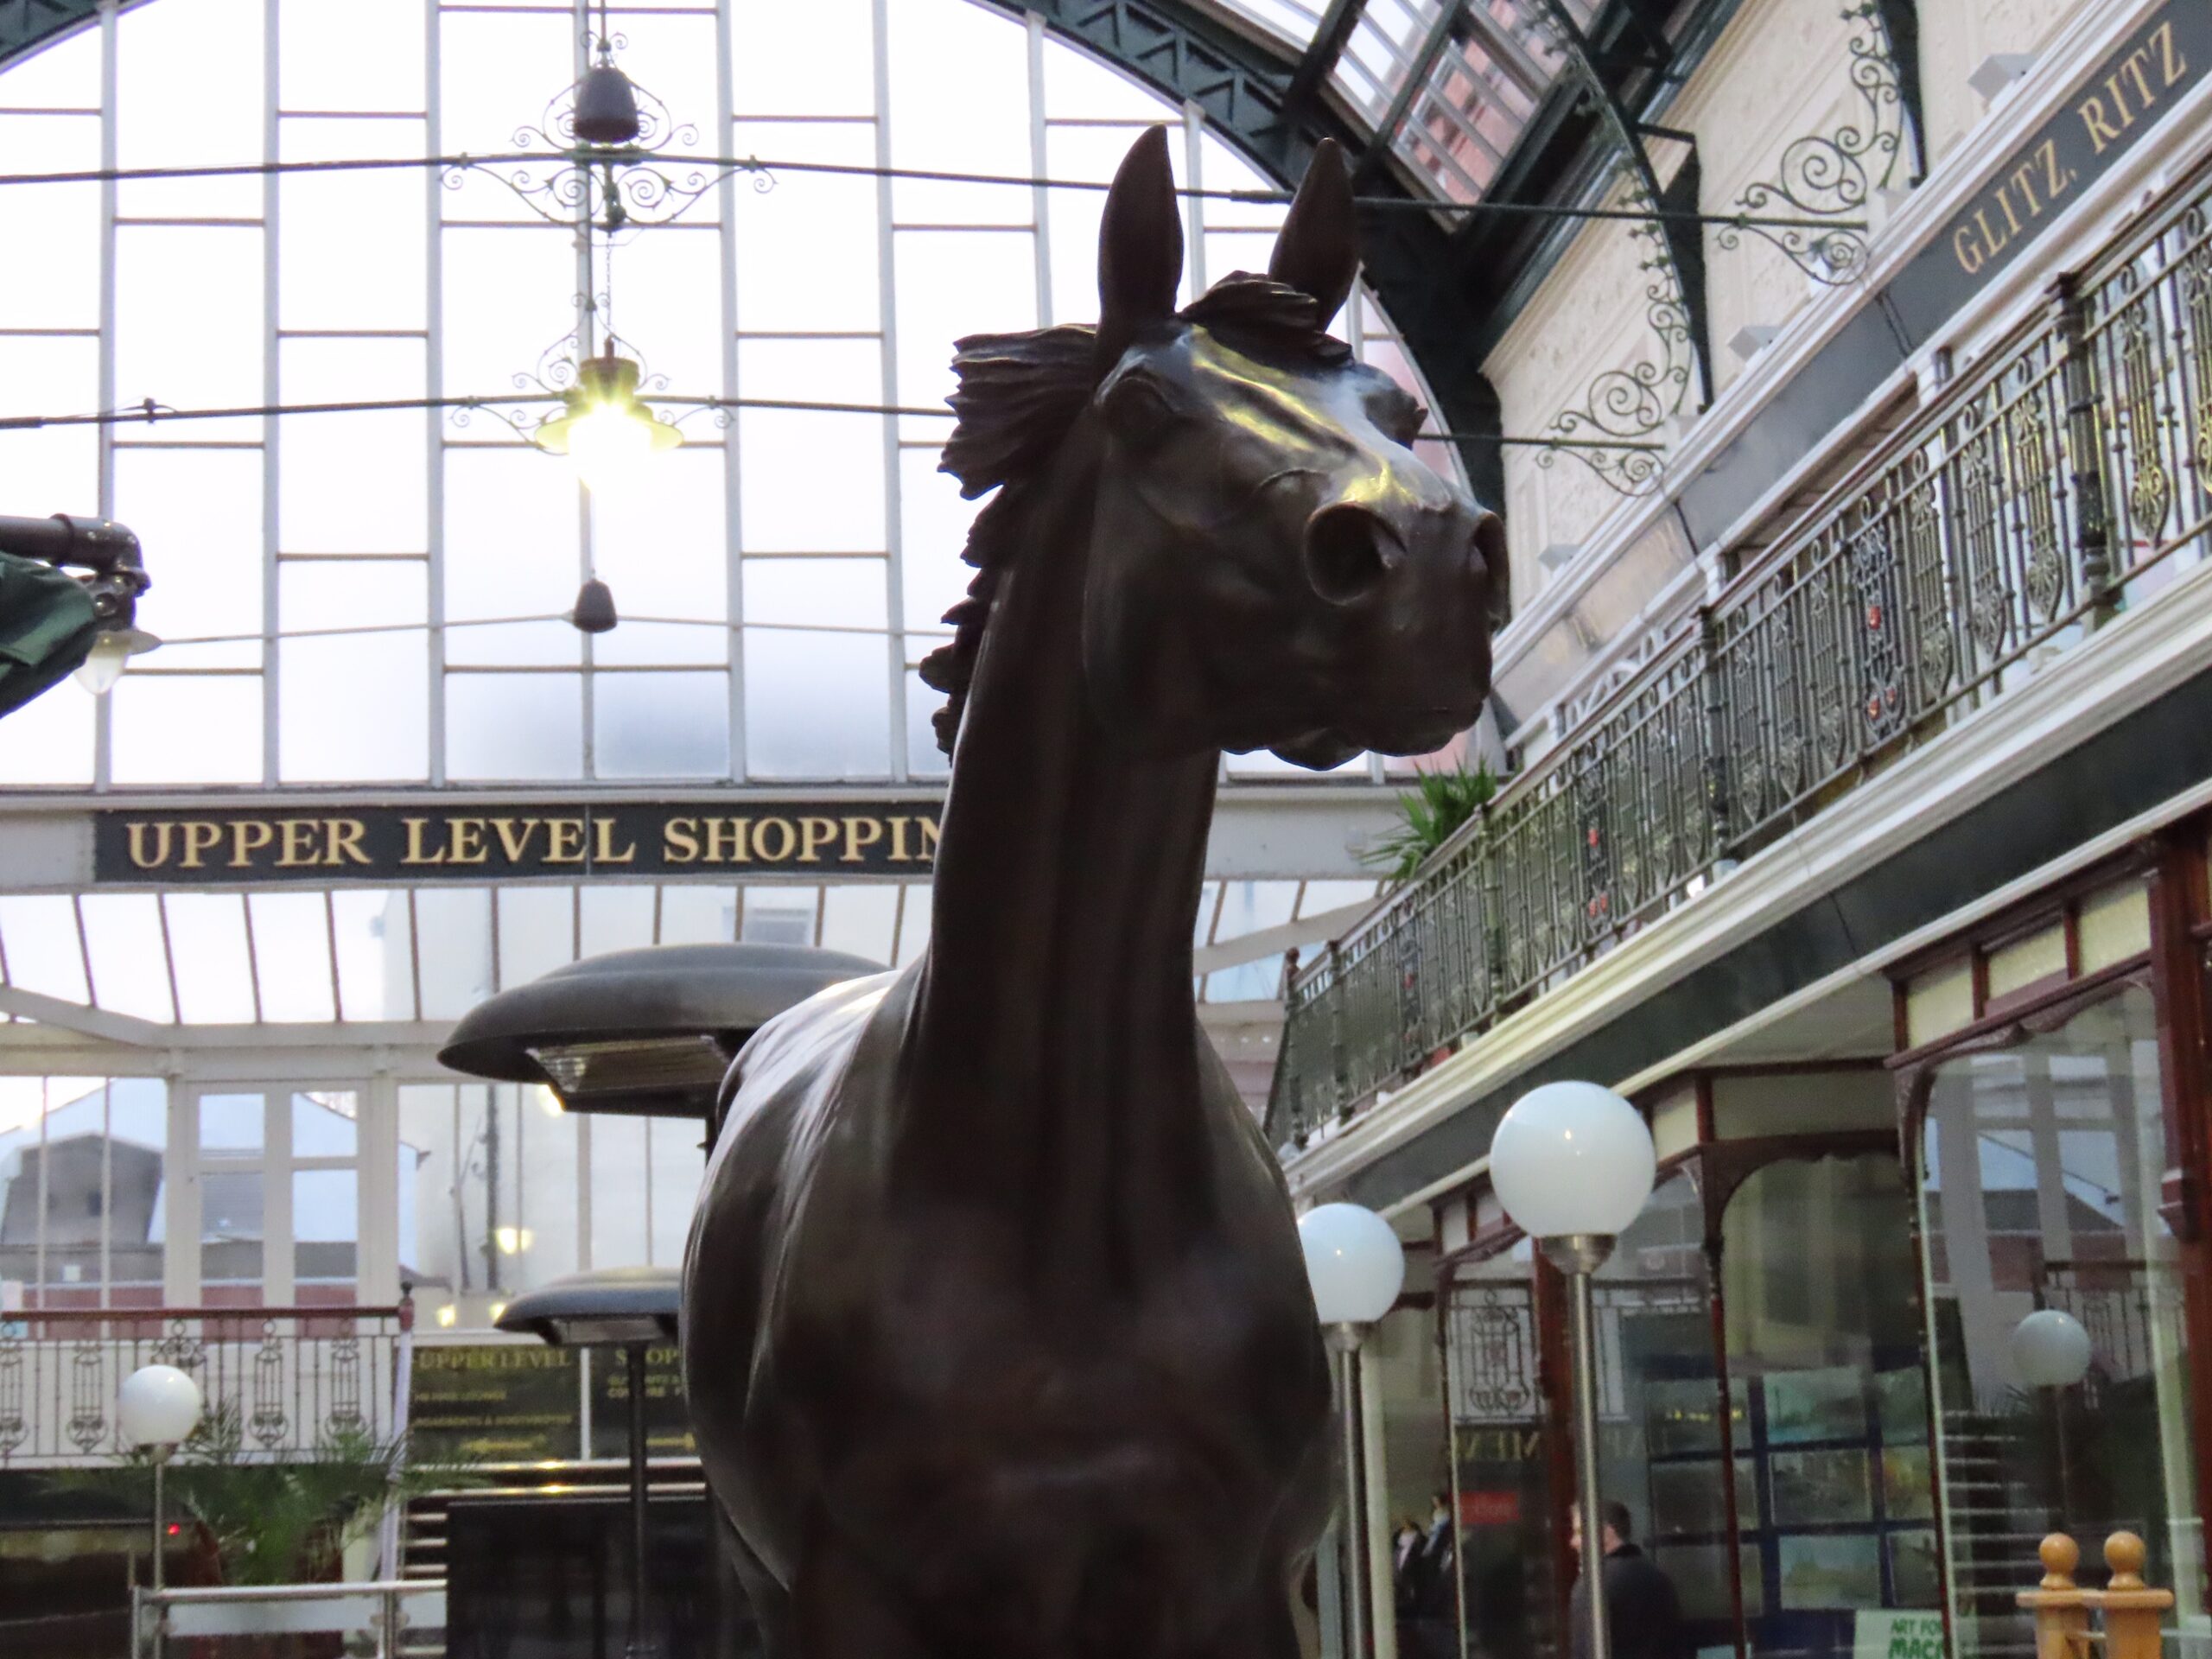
(901, 428), (1222, 1233)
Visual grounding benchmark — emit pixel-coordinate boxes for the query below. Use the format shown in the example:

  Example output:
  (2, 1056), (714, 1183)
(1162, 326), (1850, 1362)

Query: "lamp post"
(1300, 1202), (1407, 1659)
(497, 1268), (680, 1659)
(118, 1363), (204, 1600)
(1488, 1082), (1656, 1659)
(2012, 1307), (2091, 1520)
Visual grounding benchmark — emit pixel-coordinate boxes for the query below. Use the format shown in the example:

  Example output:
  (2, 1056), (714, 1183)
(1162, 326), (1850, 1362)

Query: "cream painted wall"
(1480, 0), (2097, 610)
(1486, 168), (1675, 606)
(1484, 0), (1897, 601)
(1921, 0), (2096, 165)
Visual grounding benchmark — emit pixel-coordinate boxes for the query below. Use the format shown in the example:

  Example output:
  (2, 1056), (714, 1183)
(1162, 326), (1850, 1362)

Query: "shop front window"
(1917, 984), (2207, 1659)
(1446, 1236), (1554, 1659)
(1720, 1151), (1937, 1659)
(1591, 1172), (1734, 1657)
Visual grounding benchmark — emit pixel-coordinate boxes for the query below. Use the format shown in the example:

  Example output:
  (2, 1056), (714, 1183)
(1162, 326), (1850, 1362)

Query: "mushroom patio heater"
(1299, 1202), (1406, 1659)
(439, 941), (882, 1137)
(498, 1268), (678, 1659)
(1489, 1081), (1656, 1659)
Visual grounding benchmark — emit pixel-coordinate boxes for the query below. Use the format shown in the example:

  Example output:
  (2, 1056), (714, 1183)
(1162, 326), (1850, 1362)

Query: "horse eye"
(1101, 375), (1180, 444)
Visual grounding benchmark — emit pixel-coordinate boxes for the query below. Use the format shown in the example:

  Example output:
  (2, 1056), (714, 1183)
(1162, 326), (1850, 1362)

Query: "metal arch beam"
(1533, 0), (1714, 408)
(1282, 0), (1369, 118)
(0, 0), (98, 66)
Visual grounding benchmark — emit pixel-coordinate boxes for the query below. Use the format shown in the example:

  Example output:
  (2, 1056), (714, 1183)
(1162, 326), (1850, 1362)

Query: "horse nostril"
(1304, 504), (1401, 605)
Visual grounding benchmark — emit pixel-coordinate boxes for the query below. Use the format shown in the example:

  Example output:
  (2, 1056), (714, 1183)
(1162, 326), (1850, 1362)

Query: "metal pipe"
(626, 1342), (653, 1658)
(1331, 1323), (1370, 1659)
(145, 1580), (431, 1604)
(1543, 1235), (1617, 1659)
(149, 1451), (167, 1594)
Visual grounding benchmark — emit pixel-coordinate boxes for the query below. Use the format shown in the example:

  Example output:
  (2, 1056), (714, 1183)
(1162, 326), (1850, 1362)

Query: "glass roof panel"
(0, 0), (1480, 792)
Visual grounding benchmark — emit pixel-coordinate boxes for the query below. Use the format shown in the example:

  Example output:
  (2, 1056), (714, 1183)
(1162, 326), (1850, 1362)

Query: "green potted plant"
(1361, 760), (1500, 883)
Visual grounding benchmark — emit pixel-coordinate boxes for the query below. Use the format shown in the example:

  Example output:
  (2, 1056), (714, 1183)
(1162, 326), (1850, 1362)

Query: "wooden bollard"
(2094, 1532), (2175, 1659)
(2017, 1534), (2090, 1659)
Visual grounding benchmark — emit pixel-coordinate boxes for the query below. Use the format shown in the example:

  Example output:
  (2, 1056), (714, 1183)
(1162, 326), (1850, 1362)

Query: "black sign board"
(587, 1343), (695, 1460)
(410, 1343), (582, 1463)
(93, 798), (943, 884)
(1679, 2), (2209, 552)
(1887, 6), (2209, 343)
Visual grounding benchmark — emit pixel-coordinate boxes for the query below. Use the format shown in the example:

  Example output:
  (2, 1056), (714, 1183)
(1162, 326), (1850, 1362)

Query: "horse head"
(1085, 127), (1505, 769)
(925, 126), (1505, 772)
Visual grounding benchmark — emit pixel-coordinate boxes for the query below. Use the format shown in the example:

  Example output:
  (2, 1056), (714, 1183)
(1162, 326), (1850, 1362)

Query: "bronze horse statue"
(682, 127), (1504, 1658)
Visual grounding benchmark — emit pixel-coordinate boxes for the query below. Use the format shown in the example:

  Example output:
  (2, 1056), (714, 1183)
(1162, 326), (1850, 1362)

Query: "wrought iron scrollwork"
(1538, 195), (1694, 497)
(441, 30), (769, 236)
(1525, 0), (1702, 495)
(1721, 5), (1904, 286)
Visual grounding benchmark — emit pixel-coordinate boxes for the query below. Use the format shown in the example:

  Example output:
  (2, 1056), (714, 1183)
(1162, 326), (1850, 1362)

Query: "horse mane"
(916, 274), (1354, 755)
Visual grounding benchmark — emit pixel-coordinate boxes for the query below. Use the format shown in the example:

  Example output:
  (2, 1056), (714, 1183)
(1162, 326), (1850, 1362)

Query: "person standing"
(1567, 1500), (1692, 1659)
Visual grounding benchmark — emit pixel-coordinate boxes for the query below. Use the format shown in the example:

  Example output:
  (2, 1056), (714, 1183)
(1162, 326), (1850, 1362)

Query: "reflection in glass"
(1918, 986), (2205, 1656)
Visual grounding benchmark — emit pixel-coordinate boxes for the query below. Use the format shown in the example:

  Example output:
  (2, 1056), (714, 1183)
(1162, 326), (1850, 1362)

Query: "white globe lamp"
(1299, 1202), (1407, 1326)
(2012, 1309), (2093, 1389)
(1490, 1080), (1654, 1659)
(118, 1363), (202, 1599)
(1490, 1079), (1656, 1242)
(1298, 1201), (1406, 1659)
(118, 1363), (202, 1449)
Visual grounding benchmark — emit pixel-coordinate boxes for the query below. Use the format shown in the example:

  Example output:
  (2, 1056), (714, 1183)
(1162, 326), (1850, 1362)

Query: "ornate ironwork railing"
(0, 1304), (410, 1465)
(1268, 156), (2212, 1149)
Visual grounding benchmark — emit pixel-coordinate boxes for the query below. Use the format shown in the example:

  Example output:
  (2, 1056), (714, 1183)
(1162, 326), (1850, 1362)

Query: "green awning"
(0, 550), (99, 718)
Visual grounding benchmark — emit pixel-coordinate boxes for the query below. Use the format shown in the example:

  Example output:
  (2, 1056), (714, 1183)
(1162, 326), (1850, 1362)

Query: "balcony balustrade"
(0, 1304), (410, 1465)
(1269, 155), (2212, 1147)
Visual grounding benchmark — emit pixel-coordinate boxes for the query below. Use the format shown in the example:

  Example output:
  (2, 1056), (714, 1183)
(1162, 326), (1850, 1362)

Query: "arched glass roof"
(0, 0), (1463, 793)
(1209, 0), (1600, 204)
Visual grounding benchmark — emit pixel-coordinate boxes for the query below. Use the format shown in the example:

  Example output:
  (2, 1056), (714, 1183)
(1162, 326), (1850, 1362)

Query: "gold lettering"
(840, 816), (884, 863)
(447, 818), (490, 865)
(180, 822), (223, 869)
(2038, 137), (2075, 200)
(703, 817), (749, 863)
(325, 819), (371, 866)
(887, 817), (912, 861)
(1993, 180), (2023, 235)
(126, 822), (175, 869)
(663, 817), (700, 864)
(2155, 19), (2185, 87)
(918, 817), (941, 861)
(402, 817), (447, 865)
(491, 818), (540, 862)
(752, 817), (796, 861)
(798, 817), (838, 863)
(544, 819), (587, 863)
(277, 820), (321, 868)
(2104, 67), (2136, 127)
(2080, 92), (2126, 153)
(1973, 205), (2009, 261)
(592, 816), (637, 864)
(2007, 161), (2043, 219)
(225, 820), (273, 869)
(1954, 222), (1986, 276)
(2118, 45), (2158, 113)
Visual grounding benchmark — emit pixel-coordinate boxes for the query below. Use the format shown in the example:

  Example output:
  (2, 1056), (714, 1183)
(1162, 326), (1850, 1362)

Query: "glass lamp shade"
(117, 1363), (204, 1447)
(73, 626), (160, 696)
(1490, 1080), (1656, 1240)
(532, 351), (680, 501)
(1298, 1202), (1406, 1325)
(2011, 1308), (2093, 1388)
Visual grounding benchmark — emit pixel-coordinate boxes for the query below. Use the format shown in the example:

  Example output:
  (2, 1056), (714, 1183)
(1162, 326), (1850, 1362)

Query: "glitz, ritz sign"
(94, 802), (943, 883)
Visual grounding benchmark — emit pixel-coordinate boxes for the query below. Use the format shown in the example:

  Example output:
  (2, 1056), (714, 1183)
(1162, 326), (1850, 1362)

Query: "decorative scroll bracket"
(1721, 4), (1916, 287)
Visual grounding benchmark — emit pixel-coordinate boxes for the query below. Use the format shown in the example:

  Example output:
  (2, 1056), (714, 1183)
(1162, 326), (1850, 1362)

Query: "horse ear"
(1096, 126), (1184, 363)
(1268, 137), (1357, 329)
